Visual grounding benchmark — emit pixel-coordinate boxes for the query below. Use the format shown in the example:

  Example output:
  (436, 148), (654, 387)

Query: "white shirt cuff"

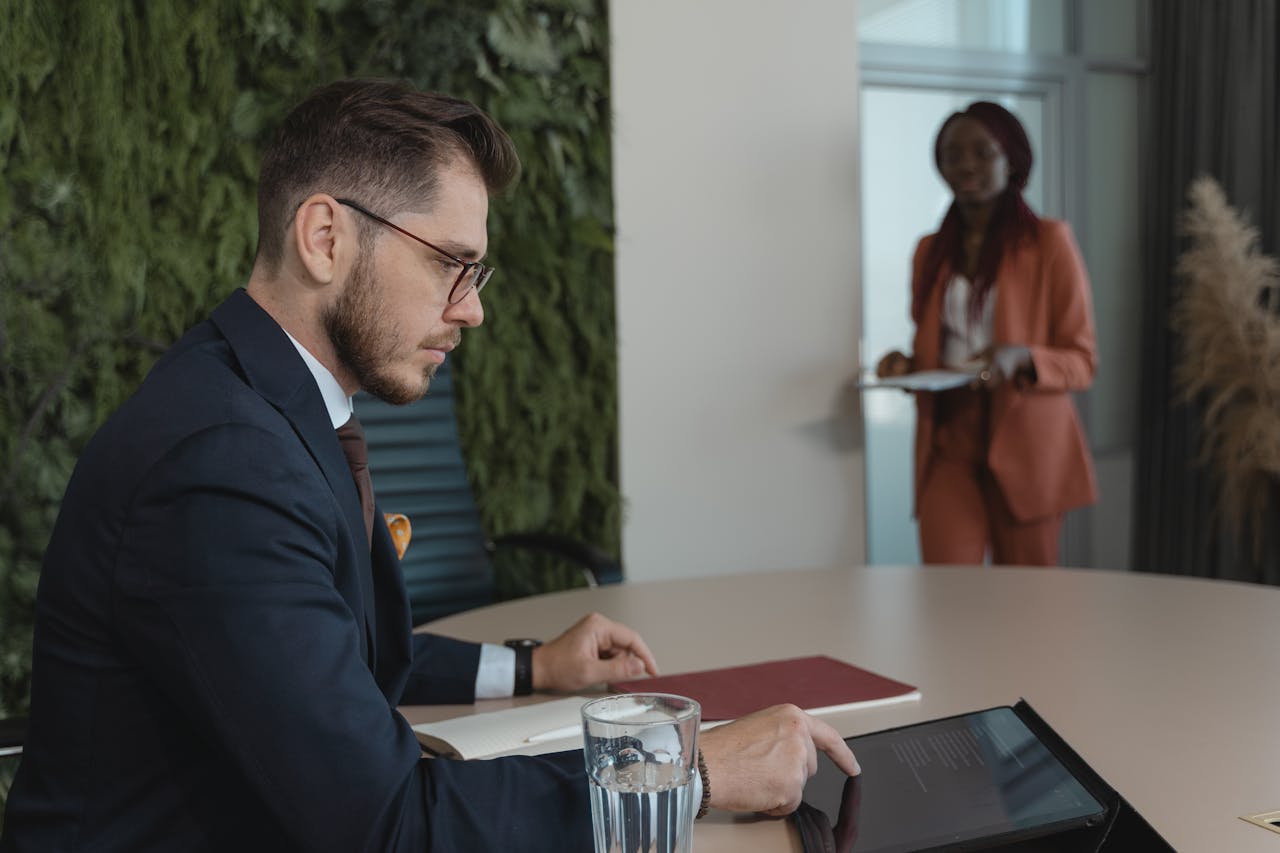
(475, 643), (516, 699)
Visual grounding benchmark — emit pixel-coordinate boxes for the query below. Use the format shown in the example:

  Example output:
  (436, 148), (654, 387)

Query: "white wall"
(611, 2), (865, 581)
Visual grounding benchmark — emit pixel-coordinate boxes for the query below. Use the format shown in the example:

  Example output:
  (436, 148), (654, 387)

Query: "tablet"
(795, 706), (1109, 853)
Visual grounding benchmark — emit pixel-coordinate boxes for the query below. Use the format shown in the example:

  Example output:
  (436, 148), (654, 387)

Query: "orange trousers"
(917, 389), (1062, 566)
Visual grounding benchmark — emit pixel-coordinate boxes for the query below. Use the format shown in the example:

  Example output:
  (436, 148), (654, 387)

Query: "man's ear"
(292, 194), (351, 285)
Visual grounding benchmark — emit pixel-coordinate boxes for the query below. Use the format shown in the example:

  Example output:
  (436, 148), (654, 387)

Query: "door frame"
(857, 43), (1094, 566)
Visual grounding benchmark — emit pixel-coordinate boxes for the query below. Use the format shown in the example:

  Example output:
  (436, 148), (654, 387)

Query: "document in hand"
(412, 696), (593, 759)
(609, 655), (920, 720)
(856, 369), (978, 392)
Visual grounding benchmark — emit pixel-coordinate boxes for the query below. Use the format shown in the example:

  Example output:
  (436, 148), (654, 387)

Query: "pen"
(525, 716), (728, 744)
(519, 706), (721, 742)
(523, 697), (649, 745)
(524, 724), (582, 744)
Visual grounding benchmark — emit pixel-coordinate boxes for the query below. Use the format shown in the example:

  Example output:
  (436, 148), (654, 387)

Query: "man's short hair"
(254, 78), (519, 272)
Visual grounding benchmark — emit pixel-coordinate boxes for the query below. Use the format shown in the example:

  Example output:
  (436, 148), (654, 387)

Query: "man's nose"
(444, 288), (484, 327)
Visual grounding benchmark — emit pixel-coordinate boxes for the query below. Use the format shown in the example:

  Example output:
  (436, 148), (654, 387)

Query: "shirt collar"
(282, 330), (353, 429)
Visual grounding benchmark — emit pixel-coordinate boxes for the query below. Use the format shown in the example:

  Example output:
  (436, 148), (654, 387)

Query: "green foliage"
(0, 0), (617, 730)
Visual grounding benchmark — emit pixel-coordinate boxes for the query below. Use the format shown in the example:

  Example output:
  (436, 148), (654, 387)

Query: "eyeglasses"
(335, 198), (493, 304)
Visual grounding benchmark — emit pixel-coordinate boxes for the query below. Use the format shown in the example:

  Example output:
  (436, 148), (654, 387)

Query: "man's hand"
(699, 704), (860, 816)
(530, 612), (659, 693)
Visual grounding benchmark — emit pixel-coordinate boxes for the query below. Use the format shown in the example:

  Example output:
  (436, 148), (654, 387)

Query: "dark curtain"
(1135, 1), (1280, 585)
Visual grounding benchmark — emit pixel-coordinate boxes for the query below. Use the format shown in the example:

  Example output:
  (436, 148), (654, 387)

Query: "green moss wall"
(0, 0), (619, 728)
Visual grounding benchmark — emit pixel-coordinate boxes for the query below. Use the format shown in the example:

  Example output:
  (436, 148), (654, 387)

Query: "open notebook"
(413, 697), (594, 759)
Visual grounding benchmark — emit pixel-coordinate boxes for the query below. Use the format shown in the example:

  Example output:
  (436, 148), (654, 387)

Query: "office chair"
(0, 716), (23, 759)
(0, 714), (21, 825)
(356, 359), (621, 625)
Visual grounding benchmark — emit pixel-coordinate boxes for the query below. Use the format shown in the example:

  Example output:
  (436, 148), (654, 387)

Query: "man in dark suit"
(0, 79), (857, 852)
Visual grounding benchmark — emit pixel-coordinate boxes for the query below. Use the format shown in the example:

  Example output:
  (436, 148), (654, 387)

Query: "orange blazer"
(909, 218), (1099, 523)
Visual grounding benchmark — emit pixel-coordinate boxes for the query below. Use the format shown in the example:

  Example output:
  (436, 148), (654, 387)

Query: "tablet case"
(792, 699), (1174, 853)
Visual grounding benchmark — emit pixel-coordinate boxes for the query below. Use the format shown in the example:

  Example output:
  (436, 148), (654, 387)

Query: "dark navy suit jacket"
(0, 290), (591, 852)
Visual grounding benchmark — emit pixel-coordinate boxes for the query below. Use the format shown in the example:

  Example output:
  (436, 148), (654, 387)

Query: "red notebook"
(609, 655), (920, 721)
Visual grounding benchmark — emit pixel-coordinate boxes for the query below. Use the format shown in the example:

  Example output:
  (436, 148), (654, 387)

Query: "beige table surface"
(404, 565), (1280, 852)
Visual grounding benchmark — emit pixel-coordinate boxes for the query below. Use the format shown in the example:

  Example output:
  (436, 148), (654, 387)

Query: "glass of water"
(582, 693), (701, 853)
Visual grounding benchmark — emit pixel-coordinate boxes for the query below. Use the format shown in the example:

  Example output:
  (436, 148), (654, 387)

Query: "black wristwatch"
(504, 638), (542, 696)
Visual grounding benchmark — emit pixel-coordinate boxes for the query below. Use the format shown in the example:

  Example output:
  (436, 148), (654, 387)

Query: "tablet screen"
(798, 707), (1107, 852)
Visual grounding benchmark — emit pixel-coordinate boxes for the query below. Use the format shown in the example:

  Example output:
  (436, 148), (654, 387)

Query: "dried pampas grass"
(1171, 176), (1280, 554)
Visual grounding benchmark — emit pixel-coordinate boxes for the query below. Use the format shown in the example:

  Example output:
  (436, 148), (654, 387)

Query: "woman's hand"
(972, 345), (1035, 389)
(875, 350), (913, 378)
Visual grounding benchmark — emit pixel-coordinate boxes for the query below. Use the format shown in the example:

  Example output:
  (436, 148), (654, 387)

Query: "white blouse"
(940, 274), (995, 369)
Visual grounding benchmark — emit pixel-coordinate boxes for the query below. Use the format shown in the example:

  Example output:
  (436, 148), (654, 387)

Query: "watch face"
(505, 638), (542, 649)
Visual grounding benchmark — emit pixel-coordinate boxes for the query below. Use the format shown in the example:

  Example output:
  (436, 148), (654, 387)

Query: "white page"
(857, 369), (977, 392)
(412, 698), (735, 760)
(412, 697), (591, 759)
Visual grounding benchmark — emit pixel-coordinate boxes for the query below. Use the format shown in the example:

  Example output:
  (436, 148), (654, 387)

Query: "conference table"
(404, 565), (1280, 851)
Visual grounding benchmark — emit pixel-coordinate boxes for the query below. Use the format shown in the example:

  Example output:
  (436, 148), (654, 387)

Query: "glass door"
(857, 0), (1148, 570)
(861, 85), (1056, 564)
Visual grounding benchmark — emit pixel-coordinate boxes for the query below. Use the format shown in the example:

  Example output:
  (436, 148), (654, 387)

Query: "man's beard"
(323, 248), (454, 406)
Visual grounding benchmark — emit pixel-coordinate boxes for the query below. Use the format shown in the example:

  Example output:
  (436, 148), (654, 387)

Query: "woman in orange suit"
(876, 101), (1097, 566)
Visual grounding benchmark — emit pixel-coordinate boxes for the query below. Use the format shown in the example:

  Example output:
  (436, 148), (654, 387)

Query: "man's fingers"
(807, 715), (860, 776)
(597, 620), (659, 677)
(589, 651), (649, 685)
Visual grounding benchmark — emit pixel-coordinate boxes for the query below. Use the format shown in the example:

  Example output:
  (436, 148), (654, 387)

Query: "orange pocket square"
(383, 513), (412, 560)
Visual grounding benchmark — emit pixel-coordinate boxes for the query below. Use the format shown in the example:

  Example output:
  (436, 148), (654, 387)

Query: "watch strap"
(511, 643), (533, 695)
(504, 639), (541, 696)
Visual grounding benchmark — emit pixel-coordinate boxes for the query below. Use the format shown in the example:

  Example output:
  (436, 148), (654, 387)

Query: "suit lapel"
(914, 258), (948, 371)
(369, 516), (413, 698)
(210, 289), (377, 666)
(992, 242), (1024, 348)
(990, 239), (1038, 429)
(278, 393), (380, 667)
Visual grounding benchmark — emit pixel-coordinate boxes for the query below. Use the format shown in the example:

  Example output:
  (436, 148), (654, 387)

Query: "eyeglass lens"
(450, 266), (490, 304)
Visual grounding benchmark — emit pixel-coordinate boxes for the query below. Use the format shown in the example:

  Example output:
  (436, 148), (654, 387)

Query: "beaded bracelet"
(696, 748), (711, 819)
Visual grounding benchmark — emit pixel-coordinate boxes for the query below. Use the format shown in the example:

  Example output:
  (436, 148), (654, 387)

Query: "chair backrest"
(355, 359), (494, 624)
(0, 716), (25, 758)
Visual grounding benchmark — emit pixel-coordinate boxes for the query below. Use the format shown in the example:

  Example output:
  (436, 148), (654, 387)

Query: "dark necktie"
(336, 415), (375, 546)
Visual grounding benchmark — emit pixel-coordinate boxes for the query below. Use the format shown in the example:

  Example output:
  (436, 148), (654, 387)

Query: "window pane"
(859, 0), (1067, 54)
(1081, 0), (1141, 58)
(1084, 72), (1141, 449)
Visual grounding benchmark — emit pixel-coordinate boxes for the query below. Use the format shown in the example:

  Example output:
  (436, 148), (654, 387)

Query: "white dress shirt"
(940, 274), (995, 369)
